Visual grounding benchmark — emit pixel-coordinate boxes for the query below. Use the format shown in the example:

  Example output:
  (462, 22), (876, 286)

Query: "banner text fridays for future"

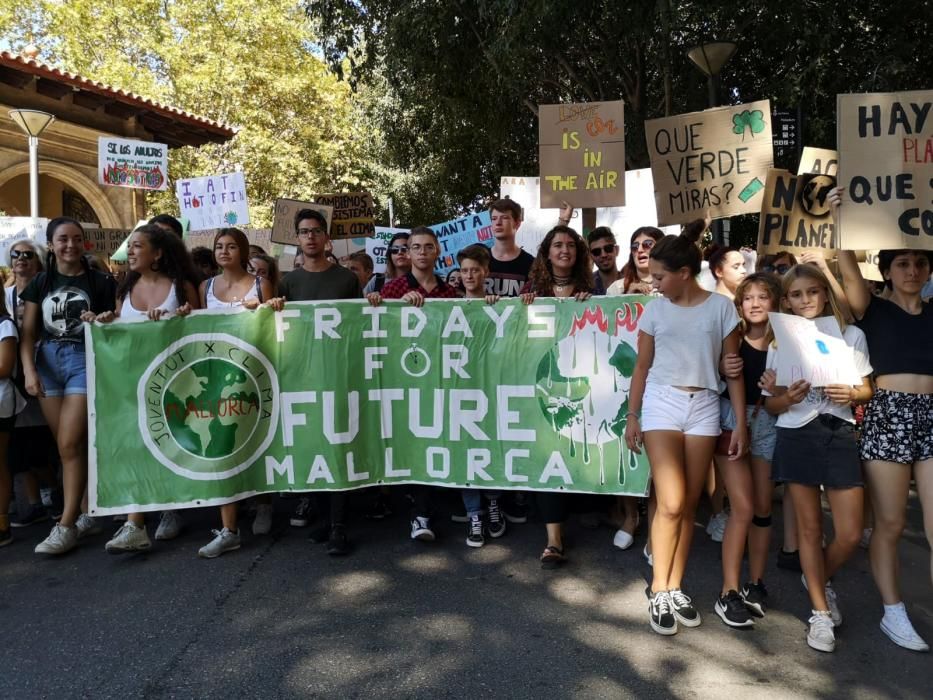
(87, 298), (652, 514)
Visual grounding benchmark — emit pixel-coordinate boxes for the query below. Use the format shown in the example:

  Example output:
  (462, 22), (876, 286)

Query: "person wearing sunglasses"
(587, 227), (622, 295)
(608, 227), (665, 295)
(363, 232), (411, 295)
(756, 251), (797, 276)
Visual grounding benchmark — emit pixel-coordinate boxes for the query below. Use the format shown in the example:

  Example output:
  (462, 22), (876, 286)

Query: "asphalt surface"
(2, 489), (931, 699)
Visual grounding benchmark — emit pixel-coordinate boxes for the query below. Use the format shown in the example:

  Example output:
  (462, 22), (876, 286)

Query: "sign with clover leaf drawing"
(645, 100), (774, 225)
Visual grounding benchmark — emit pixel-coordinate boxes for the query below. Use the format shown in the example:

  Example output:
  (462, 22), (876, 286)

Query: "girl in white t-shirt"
(626, 222), (747, 637)
(0, 293), (26, 547)
(761, 263), (873, 653)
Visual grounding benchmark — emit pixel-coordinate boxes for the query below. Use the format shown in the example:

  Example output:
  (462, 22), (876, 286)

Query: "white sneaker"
(613, 529), (634, 550)
(105, 521), (151, 553)
(643, 544), (653, 567)
(880, 606), (930, 652)
(859, 527), (872, 549)
(410, 517), (435, 542)
(802, 574), (842, 626)
(706, 512), (728, 543)
(75, 513), (103, 539)
(252, 504), (274, 536)
(155, 511), (184, 540)
(807, 611), (836, 652)
(34, 523), (78, 555)
(198, 528), (241, 558)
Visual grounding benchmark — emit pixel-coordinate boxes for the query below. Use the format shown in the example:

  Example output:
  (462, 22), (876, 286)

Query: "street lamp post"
(687, 41), (737, 244)
(8, 109), (56, 223)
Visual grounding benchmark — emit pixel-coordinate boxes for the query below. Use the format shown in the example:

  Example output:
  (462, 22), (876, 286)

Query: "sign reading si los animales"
(87, 297), (653, 514)
(837, 90), (933, 250)
(538, 101), (626, 209)
(645, 100), (774, 225)
(98, 137), (168, 191)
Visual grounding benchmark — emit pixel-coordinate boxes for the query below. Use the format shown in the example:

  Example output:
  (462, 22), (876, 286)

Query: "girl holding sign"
(625, 221), (747, 636)
(761, 264), (873, 653)
(832, 189), (933, 653)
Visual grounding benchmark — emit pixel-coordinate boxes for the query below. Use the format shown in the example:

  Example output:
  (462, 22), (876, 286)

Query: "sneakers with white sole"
(105, 521), (152, 553)
(34, 523), (78, 555)
(198, 528), (241, 558)
(706, 512), (728, 543)
(669, 588), (702, 627)
(155, 511), (184, 540)
(410, 516), (435, 542)
(802, 574), (842, 626)
(807, 611), (836, 652)
(613, 529), (634, 550)
(643, 543), (653, 567)
(252, 504), (274, 535)
(647, 588), (677, 636)
(715, 590), (754, 628)
(466, 514), (484, 548)
(75, 513), (103, 539)
(880, 605), (930, 652)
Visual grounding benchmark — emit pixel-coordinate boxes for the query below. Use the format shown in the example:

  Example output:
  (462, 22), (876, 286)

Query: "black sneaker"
(364, 495), (393, 521)
(715, 590), (755, 627)
(503, 493), (527, 524)
(777, 548), (802, 572)
(326, 525), (350, 556)
(487, 499), (506, 538)
(669, 588), (702, 627)
(290, 497), (313, 527)
(741, 580), (768, 617)
(308, 521), (329, 543)
(647, 587), (677, 636)
(0, 527), (11, 548)
(466, 515), (484, 548)
(11, 503), (49, 528)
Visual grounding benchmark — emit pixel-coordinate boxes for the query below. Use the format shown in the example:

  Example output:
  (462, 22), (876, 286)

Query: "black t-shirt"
(485, 249), (534, 297)
(21, 270), (116, 344)
(719, 339), (768, 405)
(279, 264), (361, 301)
(856, 294), (932, 377)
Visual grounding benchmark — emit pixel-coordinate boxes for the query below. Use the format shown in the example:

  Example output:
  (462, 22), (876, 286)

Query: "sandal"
(540, 545), (565, 569)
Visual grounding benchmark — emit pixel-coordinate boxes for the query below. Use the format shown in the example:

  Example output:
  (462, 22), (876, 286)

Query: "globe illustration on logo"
(799, 174), (835, 217)
(162, 358), (261, 459)
(535, 316), (639, 485)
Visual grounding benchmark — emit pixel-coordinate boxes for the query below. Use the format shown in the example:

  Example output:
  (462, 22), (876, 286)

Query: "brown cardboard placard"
(798, 147), (838, 176)
(757, 168), (837, 256)
(538, 100), (626, 209)
(837, 90), (933, 250)
(270, 199), (334, 246)
(184, 228), (273, 252)
(85, 228), (132, 257)
(645, 100), (774, 225)
(312, 192), (376, 239)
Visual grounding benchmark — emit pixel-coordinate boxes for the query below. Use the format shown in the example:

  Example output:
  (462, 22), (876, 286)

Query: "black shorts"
(860, 389), (933, 465)
(772, 415), (862, 489)
(9, 424), (54, 475)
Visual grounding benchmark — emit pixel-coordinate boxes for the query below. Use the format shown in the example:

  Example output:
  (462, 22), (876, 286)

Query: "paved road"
(2, 490), (931, 699)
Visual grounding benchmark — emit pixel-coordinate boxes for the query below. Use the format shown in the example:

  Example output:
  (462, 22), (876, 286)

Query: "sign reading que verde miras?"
(87, 298), (652, 515)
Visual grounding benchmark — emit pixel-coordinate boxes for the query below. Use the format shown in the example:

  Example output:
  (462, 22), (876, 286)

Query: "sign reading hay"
(758, 168), (837, 256)
(837, 90), (933, 250)
(98, 137), (168, 191)
(312, 193), (376, 240)
(646, 100), (774, 225)
(176, 172), (250, 231)
(538, 101), (626, 209)
(270, 199), (333, 246)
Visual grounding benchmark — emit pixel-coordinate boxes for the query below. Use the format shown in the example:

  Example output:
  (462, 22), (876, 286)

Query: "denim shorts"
(772, 414), (862, 489)
(37, 341), (87, 397)
(641, 383), (720, 436)
(720, 397), (778, 461)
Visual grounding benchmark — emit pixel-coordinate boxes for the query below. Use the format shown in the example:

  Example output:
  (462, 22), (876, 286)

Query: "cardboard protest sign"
(176, 172), (250, 231)
(757, 169), (837, 256)
(98, 137), (168, 191)
(798, 147), (838, 176)
(270, 199), (333, 246)
(184, 228), (273, 252)
(645, 100), (774, 225)
(429, 211), (493, 277)
(538, 101), (626, 209)
(769, 313), (861, 387)
(84, 228), (133, 257)
(365, 227), (410, 274)
(312, 193), (376, 239)
(837, 90), (933, 250)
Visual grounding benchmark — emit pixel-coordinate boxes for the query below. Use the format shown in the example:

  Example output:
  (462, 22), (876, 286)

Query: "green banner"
(88, 297), (652, 515)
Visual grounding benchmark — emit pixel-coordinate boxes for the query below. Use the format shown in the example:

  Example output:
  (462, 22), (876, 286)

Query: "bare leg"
(221, 503), (238, 532)
(790, 484), (829, 611)
(545, 522), (562, 549)
(720, 454), (753, 594)
(669, 435), (717, 590)
(824, 487), (863, 580)
(865, 460), (911, 604)
(783, 487), (798, 552)
(747, 456), (773, 582)
(39, 396), (87, 528)
(645, 431), (686, 592)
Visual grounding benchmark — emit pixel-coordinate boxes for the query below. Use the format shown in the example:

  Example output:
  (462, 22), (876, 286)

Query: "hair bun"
(680, 218), (706, 245)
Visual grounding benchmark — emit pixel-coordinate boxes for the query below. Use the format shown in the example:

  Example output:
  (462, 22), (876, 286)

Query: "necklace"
(553, 275), (572, 293)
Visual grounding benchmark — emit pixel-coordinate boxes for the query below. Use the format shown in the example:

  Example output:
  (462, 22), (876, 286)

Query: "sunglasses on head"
(389, 245), (409, 254)
(589, 244), (616, 257)
(630, 239), (656, 252)
(10, 249), (36, 260)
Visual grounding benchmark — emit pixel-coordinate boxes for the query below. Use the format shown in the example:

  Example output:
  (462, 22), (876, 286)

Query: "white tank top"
(121, 282), (180, 320)
(205, 276), (261, 309)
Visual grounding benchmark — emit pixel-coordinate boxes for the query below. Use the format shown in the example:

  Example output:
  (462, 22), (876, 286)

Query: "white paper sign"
(365, 227), (410, 274)
(98, 137), (168, 191)
(176, 172), (250, 231)
(0, 217), (48, 263)
(769, 313), (861, 387)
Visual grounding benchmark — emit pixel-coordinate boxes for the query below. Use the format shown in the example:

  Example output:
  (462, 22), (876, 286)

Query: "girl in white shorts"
(626, 221), (747, 637)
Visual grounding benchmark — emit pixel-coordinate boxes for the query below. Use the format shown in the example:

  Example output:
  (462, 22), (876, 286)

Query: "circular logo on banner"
(138, 334), (279, 481)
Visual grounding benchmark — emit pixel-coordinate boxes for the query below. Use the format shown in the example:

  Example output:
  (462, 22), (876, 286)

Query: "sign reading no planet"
(757, 168), (837, 256)
(645, 100), (774, 225)
(176, 172), (250, 231)
(538, 101), (626, 209)
(837, 90), (933, 250)
(87, 298), (652, 514)
(98, 137), (168, 191)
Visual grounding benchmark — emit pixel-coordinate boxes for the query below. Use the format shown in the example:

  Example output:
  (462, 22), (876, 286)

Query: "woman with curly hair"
(520, 225), (593, 568)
